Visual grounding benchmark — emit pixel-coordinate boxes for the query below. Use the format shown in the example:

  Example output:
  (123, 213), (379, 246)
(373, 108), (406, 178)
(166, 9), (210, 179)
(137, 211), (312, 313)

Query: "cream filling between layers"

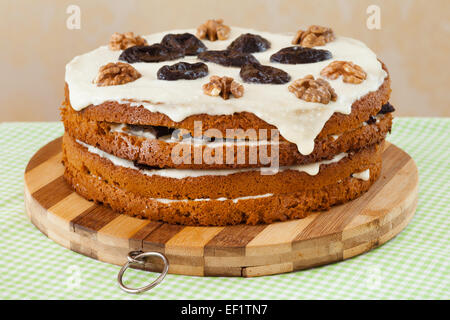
(154, 193), (274, 204)
(109, 123), (283, 146)
(89, 173), (273, 203)
(76, 140), (347, 178)
(65, 27), (387, 156)
(352, 169), (370, 181)
(109, 112), (386, 145)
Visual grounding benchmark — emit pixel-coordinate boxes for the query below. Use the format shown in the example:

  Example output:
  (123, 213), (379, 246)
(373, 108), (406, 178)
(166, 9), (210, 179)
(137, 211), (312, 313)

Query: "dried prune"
(157, 62), (208, 80)
(240, 63), (291, 84)
(378, 102), (395, 114)
(227, 33), (271, 53)
(119, 44), (184, 63)
(198, 50), (259, 67)
(160, 33), (207, 56)
(270, 46), (332, 64)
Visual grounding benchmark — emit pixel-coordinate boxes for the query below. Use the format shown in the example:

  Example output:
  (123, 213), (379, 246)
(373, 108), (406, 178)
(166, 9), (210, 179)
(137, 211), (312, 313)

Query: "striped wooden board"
(24, 137), (418, 277)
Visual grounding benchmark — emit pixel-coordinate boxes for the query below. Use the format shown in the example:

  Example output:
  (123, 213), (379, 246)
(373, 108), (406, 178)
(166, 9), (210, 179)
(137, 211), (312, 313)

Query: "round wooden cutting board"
(24, 137), (418, 277)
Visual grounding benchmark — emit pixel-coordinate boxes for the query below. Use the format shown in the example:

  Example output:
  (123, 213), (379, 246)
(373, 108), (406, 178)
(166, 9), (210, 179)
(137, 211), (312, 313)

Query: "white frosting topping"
(66, 27), (387, 155)
(76, 139), (347, 178)
(352, 169), (370, 181)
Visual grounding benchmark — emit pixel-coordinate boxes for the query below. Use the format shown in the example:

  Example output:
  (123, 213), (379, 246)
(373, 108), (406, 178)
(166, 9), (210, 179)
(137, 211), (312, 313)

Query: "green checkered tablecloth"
(0, 118), (448, 299)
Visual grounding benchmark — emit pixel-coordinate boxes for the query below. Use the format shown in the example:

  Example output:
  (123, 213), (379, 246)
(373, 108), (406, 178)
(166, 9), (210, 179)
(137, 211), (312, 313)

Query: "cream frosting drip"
(76, 140), (347, 178)
(66, 27), (387, 155)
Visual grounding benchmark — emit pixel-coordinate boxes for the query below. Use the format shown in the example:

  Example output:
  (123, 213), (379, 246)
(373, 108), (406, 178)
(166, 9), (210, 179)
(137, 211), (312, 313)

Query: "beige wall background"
(0, 0), (449, 121)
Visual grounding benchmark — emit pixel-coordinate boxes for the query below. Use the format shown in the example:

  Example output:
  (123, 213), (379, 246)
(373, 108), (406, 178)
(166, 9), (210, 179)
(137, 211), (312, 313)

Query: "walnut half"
(94, 62), (141, 86)
(203, 76), (244, 100)
(292, 25), (335, 48)
(288, 75), (337, 104)
(320, 61), (367, 84)
(109, 32), (147, 51)
(197, 19), (231, 41)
